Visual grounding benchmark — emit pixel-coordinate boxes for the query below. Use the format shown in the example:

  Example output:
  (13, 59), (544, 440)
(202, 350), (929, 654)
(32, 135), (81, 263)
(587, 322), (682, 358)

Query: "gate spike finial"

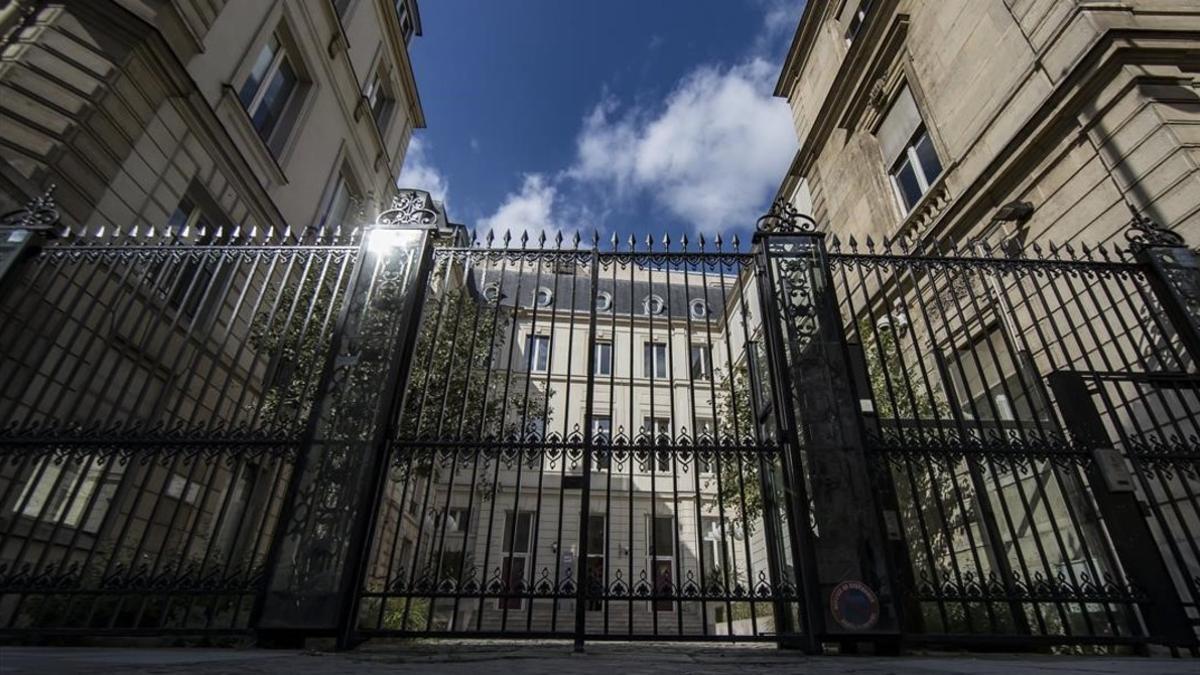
(713, 233), (723, 250)
(830, 233), (840, 251)
(864, 235), (875, 252)
(662, 232), (670, 249)
(503, 229), (511, 246)
(847, 235), (857, 251)
(698, 233), (706, 250)
(680, 233), (689, 250)
(731, 233), (740, 250)
(610, 232), (617, 250)
(571, 230), (580, 248)
(538, 230), (546, 248)
(592, 229), (600, 249)
(520, 230), (529, 248)
(627, 233), (635, 251)
(486, 229), (495, 247)
(644, 233), (653, 250)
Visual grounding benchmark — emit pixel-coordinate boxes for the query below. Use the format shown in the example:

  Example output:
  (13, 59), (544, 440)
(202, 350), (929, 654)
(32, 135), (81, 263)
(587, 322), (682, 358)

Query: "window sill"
(893, 175), (951, 244)
(216, 84), (289, 188)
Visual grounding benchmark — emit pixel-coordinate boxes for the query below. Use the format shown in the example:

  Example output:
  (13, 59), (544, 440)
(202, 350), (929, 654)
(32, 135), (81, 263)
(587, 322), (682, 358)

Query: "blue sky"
(398, 0), (804, 244)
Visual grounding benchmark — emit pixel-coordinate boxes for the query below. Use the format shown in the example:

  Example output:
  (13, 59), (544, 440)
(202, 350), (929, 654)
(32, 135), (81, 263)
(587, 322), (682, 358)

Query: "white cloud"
(478, 174), (560, 241)
(569, 58), (797, 233)
(397, 136), (449, 204)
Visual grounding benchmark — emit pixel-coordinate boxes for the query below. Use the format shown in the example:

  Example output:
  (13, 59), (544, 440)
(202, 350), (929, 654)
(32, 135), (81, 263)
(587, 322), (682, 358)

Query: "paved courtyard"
(0, 642), (1196, 674)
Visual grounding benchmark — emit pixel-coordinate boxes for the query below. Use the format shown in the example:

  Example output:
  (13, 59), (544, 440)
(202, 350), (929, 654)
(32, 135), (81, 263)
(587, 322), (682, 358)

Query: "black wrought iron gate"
(1, 191), (1197, 653)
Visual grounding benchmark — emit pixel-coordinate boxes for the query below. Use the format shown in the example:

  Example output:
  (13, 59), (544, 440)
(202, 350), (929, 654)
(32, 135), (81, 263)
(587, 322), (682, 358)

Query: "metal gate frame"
(1, 190), (1198, 653)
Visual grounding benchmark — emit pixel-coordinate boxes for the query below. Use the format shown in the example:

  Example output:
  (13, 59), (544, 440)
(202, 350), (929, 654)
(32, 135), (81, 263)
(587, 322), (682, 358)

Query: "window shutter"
(877, 85), (922, 165)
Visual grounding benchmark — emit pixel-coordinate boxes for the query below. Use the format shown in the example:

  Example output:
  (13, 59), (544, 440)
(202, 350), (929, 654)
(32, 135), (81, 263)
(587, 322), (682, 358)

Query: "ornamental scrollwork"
(0, 185), (62, 234)
(1125, 208), (1185, 252)
(755, 198), (817, 234)
(377, 189), (439, 227)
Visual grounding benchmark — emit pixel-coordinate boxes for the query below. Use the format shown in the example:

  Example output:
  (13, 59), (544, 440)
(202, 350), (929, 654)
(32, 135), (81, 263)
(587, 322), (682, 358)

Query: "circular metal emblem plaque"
(830, 580), (879, 631)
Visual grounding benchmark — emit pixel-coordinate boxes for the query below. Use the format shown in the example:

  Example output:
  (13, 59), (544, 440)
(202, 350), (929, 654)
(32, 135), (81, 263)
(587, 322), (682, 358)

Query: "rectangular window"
(527, 335), (551, 373)
(364, 68), (395, 133)
(445, 507), (470, 533)
(586, 514), (605, 611)
(160, 194), (220, 318)
(890, 126), (943, 212)
(318, 169), (358, 232)
(844, 0), (875, 44)
(15, 461), (116, 533)
(877, 85), (942, 214)
(701, 516), (723, 576)
(643, 417), (671, 471)
(594, 341), (613, 376)
(591, 415), (612, 470)
(395, 0), (415, 42)
(643, 341), (668, 379)
(696, 418), (716, 473)
(238, 33), (299, 143)
(500, 511), (534, 609)
(648, 515), (675, 611)
(690, 344), (711, 380)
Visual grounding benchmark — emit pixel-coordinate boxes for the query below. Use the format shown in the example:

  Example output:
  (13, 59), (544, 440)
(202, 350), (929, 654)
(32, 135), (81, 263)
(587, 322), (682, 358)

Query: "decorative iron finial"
(1124, 207), (1184, 252)
(1, 185), (62, 234)
(376, 189), (438, 226)
(754, 198), (817, 234)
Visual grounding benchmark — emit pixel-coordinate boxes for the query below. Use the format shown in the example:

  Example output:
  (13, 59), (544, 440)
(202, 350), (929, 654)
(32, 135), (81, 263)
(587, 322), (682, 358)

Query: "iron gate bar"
(352, 232), (802, 642)
(574, 242), (600, 651)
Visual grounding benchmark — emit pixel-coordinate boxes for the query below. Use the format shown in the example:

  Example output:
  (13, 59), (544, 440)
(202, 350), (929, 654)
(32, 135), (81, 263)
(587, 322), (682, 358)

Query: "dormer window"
(643, 295), (665, 316)
(534, 287), (554, 308)
(689, 298), (708, 320)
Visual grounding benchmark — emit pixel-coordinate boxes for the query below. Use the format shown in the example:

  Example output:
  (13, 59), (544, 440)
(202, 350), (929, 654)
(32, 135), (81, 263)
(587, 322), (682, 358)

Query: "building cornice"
(773, 2), (906, 204)
(772, 0), (827, 97)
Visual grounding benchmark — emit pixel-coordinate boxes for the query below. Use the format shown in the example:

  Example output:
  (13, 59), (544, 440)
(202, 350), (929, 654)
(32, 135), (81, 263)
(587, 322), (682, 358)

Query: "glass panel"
(690, 344), (710, 380)
(588, 514), (605, 551)
(500, 557), (525, 609)
(892, 157), (923, 210)
(594, 341), (612, 375)
(914, 131), (943, 185)
(251, 56), (297, 139)
(644, 342), (667, 378)
(238, 36), (278, 106)
(591, 416), (611, 442)
(651, 516), (674, 556)
(528, 335), (550, 372)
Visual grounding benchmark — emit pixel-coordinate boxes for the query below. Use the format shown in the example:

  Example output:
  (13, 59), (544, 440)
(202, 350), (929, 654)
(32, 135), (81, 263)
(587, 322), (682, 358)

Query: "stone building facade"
(773, 0), (1200, 249)
(0, 0), (425, 232)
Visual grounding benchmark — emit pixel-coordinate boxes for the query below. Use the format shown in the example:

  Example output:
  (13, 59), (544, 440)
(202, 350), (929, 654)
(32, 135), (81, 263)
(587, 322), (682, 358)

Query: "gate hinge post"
(752, 200), (906, 649)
